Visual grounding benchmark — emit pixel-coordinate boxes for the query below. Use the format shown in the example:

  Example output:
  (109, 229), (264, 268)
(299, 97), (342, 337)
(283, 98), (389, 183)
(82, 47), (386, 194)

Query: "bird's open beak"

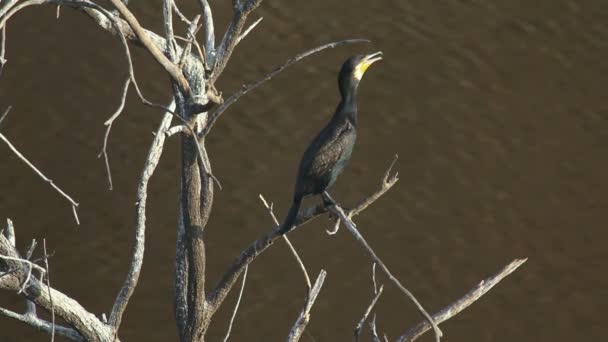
(355, 51), (383, 79)
(364, 51), (383, 65)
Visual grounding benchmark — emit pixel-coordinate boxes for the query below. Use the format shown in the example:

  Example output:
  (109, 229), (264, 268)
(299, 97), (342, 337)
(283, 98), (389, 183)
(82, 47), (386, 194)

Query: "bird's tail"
(279, 195), (303, 234)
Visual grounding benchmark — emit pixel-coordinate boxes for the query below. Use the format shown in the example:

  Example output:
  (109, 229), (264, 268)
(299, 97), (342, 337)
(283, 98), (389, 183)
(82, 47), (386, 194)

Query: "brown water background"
(0, 1), (607, 341)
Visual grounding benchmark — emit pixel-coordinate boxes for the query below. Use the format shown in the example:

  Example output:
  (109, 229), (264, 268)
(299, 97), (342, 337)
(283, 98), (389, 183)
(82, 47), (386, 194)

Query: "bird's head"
(338, 51), (383, 96)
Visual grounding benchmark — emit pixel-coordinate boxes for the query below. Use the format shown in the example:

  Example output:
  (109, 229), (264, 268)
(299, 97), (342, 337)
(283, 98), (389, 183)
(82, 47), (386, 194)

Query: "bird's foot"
(321, 192), (336, 208)
(326, 219), (340, 235)
(322, 191), (352, 235)
(322, 191), (351, 214)
(322, 191), (349, 209)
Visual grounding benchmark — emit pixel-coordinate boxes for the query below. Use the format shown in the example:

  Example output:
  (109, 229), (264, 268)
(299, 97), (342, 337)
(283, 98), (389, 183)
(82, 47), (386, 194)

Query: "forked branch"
(286, 270), (327, 342)
(0, 228), (116, 341)
(355, 263), (384, 342)
(98, 76), (131, 190)
(211, 0), (264, 81)
(107, 0), (191, 96)
(259, 194), (311, 289)
(0, 307), (83, 341)
(397, 258), (527, 342)
(323, 193), (443, 342)
(259, 194), (325, 341)
(206, 158), (398, 318)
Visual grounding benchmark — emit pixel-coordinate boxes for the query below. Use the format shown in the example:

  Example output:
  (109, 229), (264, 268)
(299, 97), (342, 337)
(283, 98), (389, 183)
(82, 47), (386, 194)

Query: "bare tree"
(0, 1), (526, 341)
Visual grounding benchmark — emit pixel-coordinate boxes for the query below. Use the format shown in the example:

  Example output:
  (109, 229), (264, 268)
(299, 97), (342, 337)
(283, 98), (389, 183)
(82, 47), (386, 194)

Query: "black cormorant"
(280, 51), (383, 234)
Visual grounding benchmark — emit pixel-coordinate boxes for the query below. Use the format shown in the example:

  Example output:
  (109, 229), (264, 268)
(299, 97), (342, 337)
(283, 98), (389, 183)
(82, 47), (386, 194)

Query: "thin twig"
(211, 0), (262, 81)
(0, 106), (12, 127)
(98, 76), (131, 190)
(355, 262), (384, 342)
(350, 154), (399, 219)
(165, 125), (188, 137)
(0, 0), (46, 31)
(194, 133), (222, 190)
(197, 0), (215, 64)
(0, 0), (21, 18)
(222, 264), (248, 342)
(0, 25), (6, 76)
(396, 259), (527, 342)
(201, 38), (369, 137)
(20, 262), (32, 293)
(324, 192), (442, 342)
(286, 270), (327, 342)
(370, 315), (382, 342)
(355, 288), (383, 341)
(0, 255), (45, 287)
(24, 239), (37, 260)
(36, 5), (147, 203)
(236, 17), (262, 44)
(172, 1), (191, 24)
(174, 34), (205, 69)
(106, 4), (175, 117)
(4, 218), (15, 247)
(178, 15), (201, 70)
(107, 0), (191, 96)
(0, 307), (83, 341)
(372, 263), (378, 293)
(329, 155), (398, 235)
(23, 262), (38, 334)
(108, 102), (174, 330)
(162, 0), (177, 61)
(259, 194), (311, 289)
(43, 239), (55, 342)
(282, 236), (311, 290)
(0, 131), (79, 224)
(191, 34), (207, 71)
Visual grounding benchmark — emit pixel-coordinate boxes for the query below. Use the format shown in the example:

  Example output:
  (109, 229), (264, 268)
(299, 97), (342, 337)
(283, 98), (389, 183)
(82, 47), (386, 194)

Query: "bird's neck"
(336, 89), (358, 125)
